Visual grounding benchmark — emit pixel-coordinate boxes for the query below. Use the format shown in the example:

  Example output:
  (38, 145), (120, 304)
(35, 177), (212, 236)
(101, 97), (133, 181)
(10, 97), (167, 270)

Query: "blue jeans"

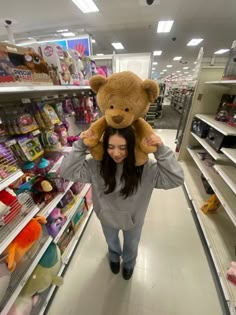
(101, 224), (143, 269)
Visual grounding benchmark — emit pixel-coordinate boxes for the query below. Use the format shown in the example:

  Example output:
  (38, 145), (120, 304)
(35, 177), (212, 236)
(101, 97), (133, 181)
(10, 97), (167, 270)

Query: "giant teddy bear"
(84, 71), (159, 166)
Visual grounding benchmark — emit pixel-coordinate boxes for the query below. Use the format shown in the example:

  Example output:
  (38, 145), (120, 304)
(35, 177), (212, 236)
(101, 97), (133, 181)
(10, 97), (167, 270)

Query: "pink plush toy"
(7, 295), (39, 315)
(227, 261), (236, 285)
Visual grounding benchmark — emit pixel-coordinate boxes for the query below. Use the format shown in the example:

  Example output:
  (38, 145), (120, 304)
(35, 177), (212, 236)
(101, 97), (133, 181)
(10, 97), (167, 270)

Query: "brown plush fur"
(84, 71), (159, 165)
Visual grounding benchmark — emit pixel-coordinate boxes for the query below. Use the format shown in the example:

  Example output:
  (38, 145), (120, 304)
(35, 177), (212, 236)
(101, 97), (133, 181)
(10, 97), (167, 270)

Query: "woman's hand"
(80, 129), (97, 140)
(143, 133), (163, 148)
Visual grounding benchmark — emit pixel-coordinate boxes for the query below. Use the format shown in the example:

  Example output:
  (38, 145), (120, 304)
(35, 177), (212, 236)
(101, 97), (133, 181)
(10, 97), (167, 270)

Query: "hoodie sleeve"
(60, 139), (92, 183)
(148, 144), (184, 189)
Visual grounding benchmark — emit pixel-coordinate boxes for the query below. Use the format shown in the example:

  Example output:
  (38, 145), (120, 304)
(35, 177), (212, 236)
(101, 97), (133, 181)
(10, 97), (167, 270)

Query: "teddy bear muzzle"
(112, 115), (124, 124)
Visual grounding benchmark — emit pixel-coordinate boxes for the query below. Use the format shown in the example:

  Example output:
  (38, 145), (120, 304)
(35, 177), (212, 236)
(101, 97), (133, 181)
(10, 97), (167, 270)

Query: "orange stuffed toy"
(4, 216), (47, 272)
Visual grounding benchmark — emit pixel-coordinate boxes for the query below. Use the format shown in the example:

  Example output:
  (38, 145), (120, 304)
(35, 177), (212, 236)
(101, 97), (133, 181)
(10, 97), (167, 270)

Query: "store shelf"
(0, 85), (91, 95)
(62, 205), (93, 264)
(38, 181), (73, 218)
(0, 169), (23, 191)
(195, 114), (236, 136)
(221, 148), (236, 165)
(180, 160), (236, 313)
(0, 233), (52, 315)
(31, 205), (93, 315)
(0, 204), (40, 255)
(187, 147), (236, 227)
(214, 164), (236, 195)
(54, 184), (91, 244)
(191, 132), (230, 162)
(205, 80), (236, 86)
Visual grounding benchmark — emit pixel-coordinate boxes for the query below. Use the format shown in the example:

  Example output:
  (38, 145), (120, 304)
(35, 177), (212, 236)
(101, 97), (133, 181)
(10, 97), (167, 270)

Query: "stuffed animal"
(0, 188), (22, 226)
(18, 49), (49, 74)
(7, 295), (39, 315)
(227, 261), (236, 285)
(20, 243), (63, 297)
(83, 71), (159, 166)
(3, 216), (47, 272)
(31, 176), (56, 205)
(46, 208), (66, 238)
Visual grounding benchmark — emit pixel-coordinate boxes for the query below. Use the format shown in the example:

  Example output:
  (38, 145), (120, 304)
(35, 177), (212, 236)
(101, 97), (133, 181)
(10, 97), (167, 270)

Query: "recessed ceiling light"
(173, 56), (182, 61)
(187, 38), (203, 46)
(214, 49), (230, 55)
(157, 20), (174, 33)
(166, 65), (173, 68)
(153, 50), (162, 56)
(163, 69), (167, 72)
(57, 29), (69, 33)
(183, 67), (189, 70)
(91, 39), (96, 43)
(112, 42), (124, 49)
(96, 53), (104, 56)
(176, 71), (181, 73)
(153, 62), (158, 65)
(62, 32), (75, 37)
(72, 0), (99, 13)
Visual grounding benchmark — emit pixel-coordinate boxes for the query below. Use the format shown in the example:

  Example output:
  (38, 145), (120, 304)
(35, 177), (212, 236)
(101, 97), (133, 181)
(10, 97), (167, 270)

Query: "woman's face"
(107, 134), (128, 164)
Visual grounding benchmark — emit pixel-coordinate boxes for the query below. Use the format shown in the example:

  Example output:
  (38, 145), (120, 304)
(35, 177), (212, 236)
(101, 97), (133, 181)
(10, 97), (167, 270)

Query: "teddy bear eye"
(125, 108), (129, 112)
(110, 105), (114, 109)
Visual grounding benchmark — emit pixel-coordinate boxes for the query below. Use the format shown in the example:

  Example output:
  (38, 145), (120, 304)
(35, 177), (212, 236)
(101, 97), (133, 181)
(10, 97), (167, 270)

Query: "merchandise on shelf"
(7, 295), (39, 315)
(71, 198), (87, 232)
(57, 221), (75, 254)
(70, 182), (85, 195)
(0, 144), (18, 179)
(206, 127), (236, 152)
(200, 194), (221, 214)
(62, 96), (74, 115)
(191, 117), (210, 138)
(0, 262), (11, 304)
(222, 40), (236, 80)
(40, 129), (62, 152)
(2, 216), (47, 272)
(54, 124), (68, 146)
(37, 158), (54, 176)
(0, 42), (52, 85)
(10, 135), (44, 161)
(0, 188), (22, 226)
(20, 243), (63, 298)
(84, 186), (92, 210)
(46, 207), (66, 238)
(215, 94), (236, 128)
(58, 189), (76, 214)
(31, 176), (56, 206)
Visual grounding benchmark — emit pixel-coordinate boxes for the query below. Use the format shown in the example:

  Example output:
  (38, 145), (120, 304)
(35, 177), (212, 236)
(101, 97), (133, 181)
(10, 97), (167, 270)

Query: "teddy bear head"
(89, 71), (159, 129)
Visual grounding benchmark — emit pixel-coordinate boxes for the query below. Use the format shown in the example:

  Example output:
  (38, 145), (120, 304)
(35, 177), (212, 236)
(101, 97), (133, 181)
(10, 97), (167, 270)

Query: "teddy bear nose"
(112, 115), (124, 124)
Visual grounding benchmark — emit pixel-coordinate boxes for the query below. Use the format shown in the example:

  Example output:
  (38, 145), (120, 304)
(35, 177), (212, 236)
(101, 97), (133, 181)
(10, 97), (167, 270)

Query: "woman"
(60, 126), (184, 280)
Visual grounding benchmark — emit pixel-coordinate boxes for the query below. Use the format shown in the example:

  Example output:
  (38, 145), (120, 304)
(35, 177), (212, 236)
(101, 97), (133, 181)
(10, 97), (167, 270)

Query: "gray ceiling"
(0, 0), (235, 79)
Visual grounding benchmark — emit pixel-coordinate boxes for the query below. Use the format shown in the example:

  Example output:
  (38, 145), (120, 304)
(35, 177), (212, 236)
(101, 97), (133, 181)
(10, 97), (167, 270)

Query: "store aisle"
(47, 130), (223, 315)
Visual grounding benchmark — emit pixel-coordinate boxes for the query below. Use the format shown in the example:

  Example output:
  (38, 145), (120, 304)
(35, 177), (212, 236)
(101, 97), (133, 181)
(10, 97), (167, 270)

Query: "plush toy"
(18, 49), (49, 74)
(31, 176), (56, 205)
(3, 216), (47, 272)
(7, 295), (39, 315)
(0, 261), (11, 304)
(83, 71), (159, 166)
(46, 208), (66, 238)
(0, 188), (22, 225)
(20, 243), (63, 297)
(227, 261), (236, 285)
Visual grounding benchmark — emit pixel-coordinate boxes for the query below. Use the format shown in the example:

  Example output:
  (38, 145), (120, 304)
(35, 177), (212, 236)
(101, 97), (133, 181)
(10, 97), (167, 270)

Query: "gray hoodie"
(60, 139), (184, 230)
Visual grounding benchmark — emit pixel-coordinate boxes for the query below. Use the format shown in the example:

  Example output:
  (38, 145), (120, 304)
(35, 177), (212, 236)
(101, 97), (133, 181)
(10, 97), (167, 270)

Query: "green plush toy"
(20, 243), (63, 297)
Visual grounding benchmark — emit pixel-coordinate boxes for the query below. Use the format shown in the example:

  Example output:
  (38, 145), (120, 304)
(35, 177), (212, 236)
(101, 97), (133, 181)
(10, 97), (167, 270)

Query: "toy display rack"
(0, 85), (94, 315)
(178, 66), (236, 315)
(31, 205), (93, 315)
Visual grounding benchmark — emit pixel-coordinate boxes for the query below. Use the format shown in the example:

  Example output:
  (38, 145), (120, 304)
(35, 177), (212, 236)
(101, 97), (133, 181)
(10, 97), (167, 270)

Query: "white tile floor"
(47, 130), (223, 315)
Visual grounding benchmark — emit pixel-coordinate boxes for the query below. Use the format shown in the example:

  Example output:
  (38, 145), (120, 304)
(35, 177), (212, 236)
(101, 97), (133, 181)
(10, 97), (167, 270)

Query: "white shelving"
(214, 164), (236, 195)
(187, 148), (236, 227)
(54, 184), (91, 244)
(0, 205), (40, 255)
(0, 234), (52, 315)
(38, 181), (73, 218)
(205, 80), (236, 86)
(0, 85), (91, 95)
(195, 114), (236, 136)
(0, 170), (23, 191)
(221, 148), (236, 165)
(181, 160), (236, 313)
(191, 132), (230, 162)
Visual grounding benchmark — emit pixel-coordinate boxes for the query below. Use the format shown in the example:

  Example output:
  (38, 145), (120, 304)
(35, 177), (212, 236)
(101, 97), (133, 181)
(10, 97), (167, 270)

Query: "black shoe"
(110, 261), (120, 274)
(122, 267), (134, 280)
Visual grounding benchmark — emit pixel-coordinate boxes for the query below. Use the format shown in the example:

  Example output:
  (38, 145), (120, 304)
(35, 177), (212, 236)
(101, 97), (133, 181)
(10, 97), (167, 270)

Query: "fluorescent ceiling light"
(183, 67), (189, 69)
(163, 69), (167, 72)
(176, 70), (181, 73)
(72, 0), (99, 13)
(57, 29), (68, 33)
(153, 62), (158, 65)
(157, 20), (174, 33)
(187, 38), (203, 46)
(153, 50), (162, 56)
(112, 42), (124, 49)
(62, 32), (75, 37)
(152, 67), (156, 70)
(173, 56), (182, 61)
(91, 39), (96, 43)
(214, 49), (230, 55)
(166, 65), (173, 68)
(160, 72), (164, 74)
(96, 53), (104, 56)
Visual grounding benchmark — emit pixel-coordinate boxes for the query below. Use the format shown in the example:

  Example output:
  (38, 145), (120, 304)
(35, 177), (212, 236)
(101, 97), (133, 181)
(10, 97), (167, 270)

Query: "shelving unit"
(178, 65), (236, 315)
(0, 233), (52, 315)
(0, 85), (91, 94)
(191, 132), (230, 162)
(0, 170), (23, 191)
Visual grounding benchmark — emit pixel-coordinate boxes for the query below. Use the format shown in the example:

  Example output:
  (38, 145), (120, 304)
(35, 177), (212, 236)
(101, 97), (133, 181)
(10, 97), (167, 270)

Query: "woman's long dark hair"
(100, 126), (144, 199)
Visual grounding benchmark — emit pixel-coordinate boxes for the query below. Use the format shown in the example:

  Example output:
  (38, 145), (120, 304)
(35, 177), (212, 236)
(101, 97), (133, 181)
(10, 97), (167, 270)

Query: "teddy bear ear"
(89, 75), (107, 93)
(142, 80), (160, 102)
